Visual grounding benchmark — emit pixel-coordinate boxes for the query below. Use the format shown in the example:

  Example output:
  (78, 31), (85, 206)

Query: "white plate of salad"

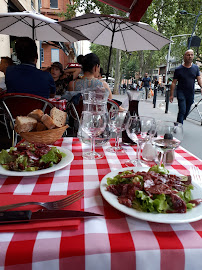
(0, 143), (74, 177)
(100, 166), (202, 224)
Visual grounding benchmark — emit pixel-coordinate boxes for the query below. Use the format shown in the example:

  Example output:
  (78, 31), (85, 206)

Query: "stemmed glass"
(80, 111), (107, 160)
(125, 116), (156, 166)
(153, 121), (183, 166)
(106, 110), (130, 153)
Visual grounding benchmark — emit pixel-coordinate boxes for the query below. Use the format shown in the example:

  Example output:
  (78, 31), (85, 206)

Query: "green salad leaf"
(0, 149), (14, 164)
(40, 147), (66, 164)
(148, 164), (169, 174)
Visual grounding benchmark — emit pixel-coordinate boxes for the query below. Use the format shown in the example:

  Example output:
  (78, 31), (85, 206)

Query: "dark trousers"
(177, 92), (194, 124)
(145, 87), (149, 99)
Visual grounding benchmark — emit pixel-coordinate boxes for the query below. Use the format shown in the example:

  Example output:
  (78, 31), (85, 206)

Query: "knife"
(0, 210), (103, 224)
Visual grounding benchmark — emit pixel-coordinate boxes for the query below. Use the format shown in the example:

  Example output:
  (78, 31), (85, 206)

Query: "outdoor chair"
(0, 93), (55, 146)
(66, 96), (119, 137)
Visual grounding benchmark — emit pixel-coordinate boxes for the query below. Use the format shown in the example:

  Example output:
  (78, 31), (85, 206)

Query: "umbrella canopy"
(60, 13), (170, 80)
(97, 0), (153, 21)
(0, 11), (88, 42)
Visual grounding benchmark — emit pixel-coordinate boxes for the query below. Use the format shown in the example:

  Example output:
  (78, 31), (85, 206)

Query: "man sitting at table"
(5, 37), (56, 99)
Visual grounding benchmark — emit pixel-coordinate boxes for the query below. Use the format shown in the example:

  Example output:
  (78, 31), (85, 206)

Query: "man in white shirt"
(0, 57), (14, 92)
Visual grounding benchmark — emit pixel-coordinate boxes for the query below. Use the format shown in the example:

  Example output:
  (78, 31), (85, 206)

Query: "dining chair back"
(67, 96), (119, 136)
(0, 93), (54, 145)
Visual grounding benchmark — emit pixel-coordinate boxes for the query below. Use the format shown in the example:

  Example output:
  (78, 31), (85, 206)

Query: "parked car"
(195, 81), (201, 93)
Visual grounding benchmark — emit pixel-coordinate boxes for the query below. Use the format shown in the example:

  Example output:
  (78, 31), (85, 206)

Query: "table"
(49, 98), (67, 111)
(0, 137), (202, 270)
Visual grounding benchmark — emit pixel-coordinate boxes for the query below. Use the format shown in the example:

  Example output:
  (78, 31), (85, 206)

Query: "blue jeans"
(177, 92), (194, 124)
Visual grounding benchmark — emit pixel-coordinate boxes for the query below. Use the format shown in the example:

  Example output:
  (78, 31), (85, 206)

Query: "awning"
(98, 0), (153, 21)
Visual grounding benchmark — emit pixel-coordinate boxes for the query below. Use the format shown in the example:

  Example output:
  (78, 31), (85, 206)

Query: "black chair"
(0, 93), (54, 146)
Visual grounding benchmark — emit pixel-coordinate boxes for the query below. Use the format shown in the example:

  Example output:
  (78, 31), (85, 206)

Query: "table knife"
(0, 210), (103, 224)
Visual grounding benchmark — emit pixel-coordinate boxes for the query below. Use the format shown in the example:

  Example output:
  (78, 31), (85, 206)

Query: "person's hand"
(169, 95), (174, 103)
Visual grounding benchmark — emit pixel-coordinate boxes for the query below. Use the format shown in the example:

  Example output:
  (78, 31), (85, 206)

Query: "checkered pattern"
(48, 98), (67, 111)
(0, 137), (201, 270)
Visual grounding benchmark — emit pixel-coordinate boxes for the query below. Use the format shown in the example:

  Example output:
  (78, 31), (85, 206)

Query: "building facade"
(40, 0), (76, 69)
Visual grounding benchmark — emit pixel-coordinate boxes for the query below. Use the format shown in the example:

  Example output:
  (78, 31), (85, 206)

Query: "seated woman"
(50, 62), (81, 96)
(68, 53), (112, 100)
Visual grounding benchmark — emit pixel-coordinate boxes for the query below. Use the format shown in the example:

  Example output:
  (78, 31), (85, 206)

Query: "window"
(41, 48), (44, 62)
(39, 0), (42, 8)
(51, 49), (59, 62)
(50, 0), (58, 9)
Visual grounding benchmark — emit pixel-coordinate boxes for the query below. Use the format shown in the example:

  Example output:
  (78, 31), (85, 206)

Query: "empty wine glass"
(106, 110), (130, 153)
(80, 111), (107, 159)
(153, 121), (183, 166)
(125, 116), (156, 166)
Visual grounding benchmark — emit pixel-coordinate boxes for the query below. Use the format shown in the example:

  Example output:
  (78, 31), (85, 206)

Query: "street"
(113, 91), (202, 160)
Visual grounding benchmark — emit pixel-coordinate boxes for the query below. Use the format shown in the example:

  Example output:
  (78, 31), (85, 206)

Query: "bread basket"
(19, 125), (68, 145)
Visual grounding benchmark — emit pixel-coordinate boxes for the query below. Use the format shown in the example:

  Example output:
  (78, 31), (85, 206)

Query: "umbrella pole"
(32, 19), (35, 40)
(106, 20), (116, 83)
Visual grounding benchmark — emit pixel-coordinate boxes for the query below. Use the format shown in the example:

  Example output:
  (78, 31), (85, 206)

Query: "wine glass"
(125, 116), (156, 166)
(80, 111), (107, 159)
(106, 110), (130, 153)
(153, 121), (183, 166)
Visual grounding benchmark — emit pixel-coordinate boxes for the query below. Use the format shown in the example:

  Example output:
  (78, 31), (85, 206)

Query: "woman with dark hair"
(68, 53), (112, 99)
(50, 62), (81, 96)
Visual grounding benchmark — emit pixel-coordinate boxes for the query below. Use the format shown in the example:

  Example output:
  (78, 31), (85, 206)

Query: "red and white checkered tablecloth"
(48, 98), (67, 111)
(0, 137), (201, 270)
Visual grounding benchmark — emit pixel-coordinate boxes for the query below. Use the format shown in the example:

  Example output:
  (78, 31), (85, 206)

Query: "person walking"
(140, 73), (152, 99)
(169, 49), (202, 124)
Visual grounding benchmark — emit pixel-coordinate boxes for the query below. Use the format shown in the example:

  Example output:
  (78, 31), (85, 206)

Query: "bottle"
(122, 99), (139, 145)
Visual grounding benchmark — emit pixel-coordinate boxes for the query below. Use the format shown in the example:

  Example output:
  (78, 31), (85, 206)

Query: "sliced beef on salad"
(0, 142), (66, 171)
(106, 165), (199, 214)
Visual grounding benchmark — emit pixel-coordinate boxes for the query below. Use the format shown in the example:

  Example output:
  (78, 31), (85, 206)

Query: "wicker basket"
(19, 125), (68, 145)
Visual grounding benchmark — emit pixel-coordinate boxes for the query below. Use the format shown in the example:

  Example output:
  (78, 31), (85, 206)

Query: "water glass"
(80, 111), (107, 160)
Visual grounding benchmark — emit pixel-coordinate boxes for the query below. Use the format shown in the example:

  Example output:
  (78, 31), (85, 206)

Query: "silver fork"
(190, 166), (202, 187)
(0, 190), (84, 211)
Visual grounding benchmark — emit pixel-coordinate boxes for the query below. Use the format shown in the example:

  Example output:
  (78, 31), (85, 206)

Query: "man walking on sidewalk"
(140, 73), (152, 100)
(169, 49), (202, 124)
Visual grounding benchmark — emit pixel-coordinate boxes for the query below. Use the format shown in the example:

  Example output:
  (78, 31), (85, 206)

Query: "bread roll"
(41, 114), (56, 129)
(15, 116), (37, 133)
(28, 109), (44, 121)
(36, 122), (47, 131)
(50, 107), (67, 128)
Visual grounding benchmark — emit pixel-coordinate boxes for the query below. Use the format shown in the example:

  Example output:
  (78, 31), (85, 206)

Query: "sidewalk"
(113, 93), (202, 160)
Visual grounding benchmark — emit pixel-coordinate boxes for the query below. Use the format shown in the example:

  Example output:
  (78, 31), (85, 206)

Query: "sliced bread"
(50, 107), (67, 128)
(15, 116), (37, 133)
(41, 114), (56, 129)
(28, 109), (44, 121)
(36, 122), (47, 131)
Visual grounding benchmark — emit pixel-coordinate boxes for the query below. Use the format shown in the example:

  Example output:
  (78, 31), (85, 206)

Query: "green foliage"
(60, 0), (202, 77)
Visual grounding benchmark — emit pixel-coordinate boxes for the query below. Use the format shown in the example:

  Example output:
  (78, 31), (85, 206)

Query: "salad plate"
(100, 167), (202, 224)
(0, 146), (74, 177)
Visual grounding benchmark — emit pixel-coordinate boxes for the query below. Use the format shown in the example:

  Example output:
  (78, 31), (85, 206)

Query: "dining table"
(0, 137), (201, 270)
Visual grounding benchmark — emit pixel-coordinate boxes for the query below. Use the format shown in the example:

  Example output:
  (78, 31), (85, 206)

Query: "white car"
(195, 81), (201, 93)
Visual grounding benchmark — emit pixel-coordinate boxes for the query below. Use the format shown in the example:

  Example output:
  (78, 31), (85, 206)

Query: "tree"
(60, 0), (202, 84)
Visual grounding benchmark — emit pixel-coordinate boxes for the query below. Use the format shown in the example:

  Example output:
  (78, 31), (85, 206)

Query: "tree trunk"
(114, 49), (121, 94)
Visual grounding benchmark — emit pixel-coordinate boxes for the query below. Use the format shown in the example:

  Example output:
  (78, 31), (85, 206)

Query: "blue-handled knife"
(0, 210), (103, 224)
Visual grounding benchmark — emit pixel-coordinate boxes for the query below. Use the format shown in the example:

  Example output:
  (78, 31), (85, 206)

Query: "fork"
(0, 190), (84, 211)
(190, 166), (202, 187)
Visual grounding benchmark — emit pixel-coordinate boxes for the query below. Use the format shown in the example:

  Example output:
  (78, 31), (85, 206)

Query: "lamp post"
(180, 7), (202, 49)
(165, 34), (191, 84)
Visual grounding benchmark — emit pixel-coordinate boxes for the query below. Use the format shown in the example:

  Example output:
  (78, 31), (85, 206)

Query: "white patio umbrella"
(60, 13), (170, 80)
(0, 11), (88, 42)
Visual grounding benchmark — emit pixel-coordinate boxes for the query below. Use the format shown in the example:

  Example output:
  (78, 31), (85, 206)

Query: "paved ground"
(113, 91), (202, 160)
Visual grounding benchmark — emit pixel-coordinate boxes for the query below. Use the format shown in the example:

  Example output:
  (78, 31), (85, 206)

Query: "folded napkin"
(0, 193), (81, 232)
